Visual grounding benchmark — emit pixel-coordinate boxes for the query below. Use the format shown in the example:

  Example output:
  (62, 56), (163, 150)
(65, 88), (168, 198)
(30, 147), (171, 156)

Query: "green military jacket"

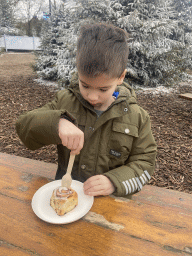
(16, 73), (157, 198)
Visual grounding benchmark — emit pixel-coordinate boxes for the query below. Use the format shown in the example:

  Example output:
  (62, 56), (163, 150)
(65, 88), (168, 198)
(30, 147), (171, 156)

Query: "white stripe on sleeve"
(140, 175), (145, 185)
(129, 179), (135, 192)
(122, 181), (129, 195)
(132, 178), (138, 192)
(144, 170), (151, 180)
(136, 177), (143, 191)
(125, 180), (132, 194)
(142, 173), (148, 183)
(123, 176), (146, 195)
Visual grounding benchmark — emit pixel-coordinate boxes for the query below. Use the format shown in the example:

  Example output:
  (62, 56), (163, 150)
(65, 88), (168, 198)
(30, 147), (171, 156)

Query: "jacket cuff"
(60, 112), (77, 125)
(103, 166), (137, 197)
(51, 110), (78, 144)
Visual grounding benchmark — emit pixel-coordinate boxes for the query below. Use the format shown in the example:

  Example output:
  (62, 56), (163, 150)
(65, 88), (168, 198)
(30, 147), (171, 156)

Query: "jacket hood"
(68, 72), (137, 105)
(117, 80), (137, 105)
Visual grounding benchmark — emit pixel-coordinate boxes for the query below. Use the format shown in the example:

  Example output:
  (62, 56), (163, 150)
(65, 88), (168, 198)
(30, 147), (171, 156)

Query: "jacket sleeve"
(15, 90), (76, 150)
(104, 115), (157, 197)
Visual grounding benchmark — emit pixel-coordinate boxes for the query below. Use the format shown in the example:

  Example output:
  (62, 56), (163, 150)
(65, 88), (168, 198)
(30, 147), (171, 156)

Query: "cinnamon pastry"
(50, 186), (78, 216)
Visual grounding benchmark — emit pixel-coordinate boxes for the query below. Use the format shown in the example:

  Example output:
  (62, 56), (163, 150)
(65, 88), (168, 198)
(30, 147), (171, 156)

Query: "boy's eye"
(81, 83), (108, 92)
(82, 84), (89, 88)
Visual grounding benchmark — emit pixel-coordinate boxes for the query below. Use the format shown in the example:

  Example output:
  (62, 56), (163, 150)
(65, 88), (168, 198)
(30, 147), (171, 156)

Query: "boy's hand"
(58, 118), (84, 155)
(83, 175), (115, 196)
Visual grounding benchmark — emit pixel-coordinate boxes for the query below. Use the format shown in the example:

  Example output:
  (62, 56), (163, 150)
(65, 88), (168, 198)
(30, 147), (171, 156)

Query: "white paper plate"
(31, 180), (94, 224)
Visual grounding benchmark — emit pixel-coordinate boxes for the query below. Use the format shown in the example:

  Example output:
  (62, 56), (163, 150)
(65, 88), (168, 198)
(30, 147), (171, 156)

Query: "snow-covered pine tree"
(173, 0), (192, 22)
(172, 0), (192, 72)
(34, 12), (61, 80)
(36, 4), (79, 82)
(54, 3), (82, 84)
(36, 0), (192, 87)
(0, 0), (16, 36)
(115, 0), (192, 87)
(56, 0), (117, 85)
(36, 0), (114, 84)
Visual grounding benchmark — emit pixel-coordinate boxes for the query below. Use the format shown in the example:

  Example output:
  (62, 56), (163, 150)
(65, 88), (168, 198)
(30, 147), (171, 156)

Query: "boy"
(16, 22), (157, 198)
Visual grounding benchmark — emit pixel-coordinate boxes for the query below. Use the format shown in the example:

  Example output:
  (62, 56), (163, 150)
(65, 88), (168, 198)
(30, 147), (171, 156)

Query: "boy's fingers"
(71, 137), (79, 151)
(84, 176), (101, 191)
(84, 183), (102, 192)
(85, 190), (105, 196)
(84, 186), (111, 196)
(70, 149), (80, 155)
(83, 175), (115, 196)
(84, 175), (101, 185)
(61, 136), (68, 147)
(70, 135), (84, 154)
(77, 133), (84, 151)
(67, 136), (76, 150)
(58, 119), (84, 153)
(61, 133), (84, 154)
(86, 190), (111, 196)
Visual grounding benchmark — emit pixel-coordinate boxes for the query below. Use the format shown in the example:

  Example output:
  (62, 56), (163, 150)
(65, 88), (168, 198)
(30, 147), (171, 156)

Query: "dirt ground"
(0, 53), (191, 194)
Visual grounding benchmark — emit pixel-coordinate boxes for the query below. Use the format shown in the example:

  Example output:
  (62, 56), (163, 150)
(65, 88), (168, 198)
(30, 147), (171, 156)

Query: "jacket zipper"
(93, 126), (102, 175)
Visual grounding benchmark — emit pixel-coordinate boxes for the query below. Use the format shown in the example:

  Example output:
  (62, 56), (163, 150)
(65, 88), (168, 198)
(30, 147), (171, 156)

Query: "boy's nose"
(87, 92), (99, 102)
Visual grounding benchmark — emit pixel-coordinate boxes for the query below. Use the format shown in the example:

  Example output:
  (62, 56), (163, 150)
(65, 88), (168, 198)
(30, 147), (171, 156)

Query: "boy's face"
(78, 70), (126, 111)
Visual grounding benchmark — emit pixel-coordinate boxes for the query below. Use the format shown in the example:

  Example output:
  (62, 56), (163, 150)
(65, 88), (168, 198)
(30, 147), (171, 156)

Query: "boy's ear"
(117, 69), (127, 85)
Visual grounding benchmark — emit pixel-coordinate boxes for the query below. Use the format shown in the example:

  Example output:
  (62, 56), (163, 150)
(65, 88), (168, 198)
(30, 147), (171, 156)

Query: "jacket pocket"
(112, 122), (138, 138)
(107, 122), (138, 168)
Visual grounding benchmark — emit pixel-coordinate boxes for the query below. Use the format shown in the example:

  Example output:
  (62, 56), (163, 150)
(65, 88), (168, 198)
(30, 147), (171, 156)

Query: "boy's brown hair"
(76, 22), (129, 79)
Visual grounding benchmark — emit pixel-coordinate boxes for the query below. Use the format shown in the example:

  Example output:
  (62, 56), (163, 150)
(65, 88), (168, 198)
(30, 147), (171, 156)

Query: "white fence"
(0, 35), (41, 51)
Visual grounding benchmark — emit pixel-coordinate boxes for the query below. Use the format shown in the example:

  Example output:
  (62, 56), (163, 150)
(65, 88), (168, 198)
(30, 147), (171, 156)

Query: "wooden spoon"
(61, 154), (76, 188)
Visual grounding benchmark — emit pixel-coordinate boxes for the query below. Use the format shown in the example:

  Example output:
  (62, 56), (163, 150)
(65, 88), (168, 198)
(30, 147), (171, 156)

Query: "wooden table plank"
(0, 243), (30, 256)
(131, 185), (192, 213)
(179, 93), (192, 101)
(0, 193), (185, 256)
(1, 152), (192, 213)
(0, 152), (56, 180)
(1, 153), (192, 256)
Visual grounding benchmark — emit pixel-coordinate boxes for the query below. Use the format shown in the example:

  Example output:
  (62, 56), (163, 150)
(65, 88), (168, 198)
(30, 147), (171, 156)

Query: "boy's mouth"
(90, 102), (102, 108)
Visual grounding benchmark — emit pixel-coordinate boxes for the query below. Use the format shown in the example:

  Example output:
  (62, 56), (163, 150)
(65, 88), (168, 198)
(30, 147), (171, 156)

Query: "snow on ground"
(135, 79), (192, 95)
(34, 78), (60, 92)
(0, 52), (31, 57)
(136, 85), (178, 95)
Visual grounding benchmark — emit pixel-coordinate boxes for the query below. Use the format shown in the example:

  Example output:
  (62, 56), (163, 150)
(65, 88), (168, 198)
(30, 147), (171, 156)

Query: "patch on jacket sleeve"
(110, 149), (121, 158)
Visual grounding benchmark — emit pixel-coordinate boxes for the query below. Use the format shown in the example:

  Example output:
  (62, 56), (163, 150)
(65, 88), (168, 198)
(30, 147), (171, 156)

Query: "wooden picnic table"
(179, 93), (192, 101)
(0, 152), (192, 256)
